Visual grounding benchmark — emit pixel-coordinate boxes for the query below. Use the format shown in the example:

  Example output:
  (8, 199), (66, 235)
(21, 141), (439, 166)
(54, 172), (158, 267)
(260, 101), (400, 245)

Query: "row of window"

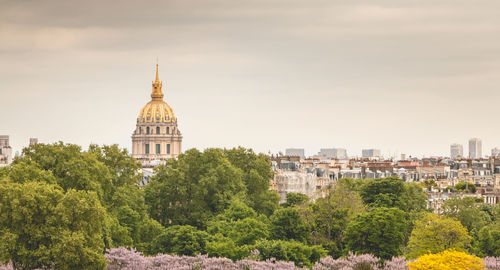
(145, 143), (171, 155)
(139, 126), (171, 135)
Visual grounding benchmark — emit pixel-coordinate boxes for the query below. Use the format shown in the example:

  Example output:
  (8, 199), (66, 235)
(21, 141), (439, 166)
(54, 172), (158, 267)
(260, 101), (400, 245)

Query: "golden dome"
(137, 63), (177, 123)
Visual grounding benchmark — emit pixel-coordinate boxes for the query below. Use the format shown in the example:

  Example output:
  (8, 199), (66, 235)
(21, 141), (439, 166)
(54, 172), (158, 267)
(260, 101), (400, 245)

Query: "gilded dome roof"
(137, 64), (177, 123)
(138, 100), (176, 123)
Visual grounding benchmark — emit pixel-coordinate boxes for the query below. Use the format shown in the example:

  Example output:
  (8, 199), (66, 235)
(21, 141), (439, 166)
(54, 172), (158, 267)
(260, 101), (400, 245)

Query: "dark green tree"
(344, 207), (408, 259)
(270, 207), (310, 243)
(301, 182), (365, 257)
(253, 239), (326, 268)
(282, 192), (309, 208)
(207, 200), (270, 246)
(442, 197), (491, 232)
(359, 177), (427, 213)
(223, 147), (279, 216)
(149, 225), (210, 256)
(476, 225), (500, 257)
(145, 148), (246, 228)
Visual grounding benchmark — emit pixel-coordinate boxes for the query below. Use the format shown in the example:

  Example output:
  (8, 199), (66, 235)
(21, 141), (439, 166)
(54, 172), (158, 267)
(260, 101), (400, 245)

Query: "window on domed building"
(145, 144), (150, 154)
(147, 127), (150, 134)
(156, 144), (160, 154)
(139, 127), (142, 134)
(167, 127), (170, 134)
(167, 144), (170, 154)
(156, 127), (160, 134)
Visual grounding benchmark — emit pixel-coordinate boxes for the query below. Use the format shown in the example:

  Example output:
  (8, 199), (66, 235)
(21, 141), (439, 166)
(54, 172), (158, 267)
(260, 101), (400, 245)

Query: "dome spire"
(151, 59), (164, 101)
(155, 57), (160, 83)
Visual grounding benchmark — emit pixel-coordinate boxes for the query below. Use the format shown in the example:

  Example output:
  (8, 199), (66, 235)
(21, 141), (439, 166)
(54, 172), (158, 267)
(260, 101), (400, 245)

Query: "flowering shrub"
(407, 250), (484, 270)
(2, 248), (499, 270)
(105, 247), (303, 270)
(313, 253), (409, 270)
(484, 257), (500, 270)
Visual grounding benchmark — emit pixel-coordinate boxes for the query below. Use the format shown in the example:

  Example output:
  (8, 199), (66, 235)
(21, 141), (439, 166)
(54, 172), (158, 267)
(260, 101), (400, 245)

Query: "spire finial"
(151, 59), (164, 100)
(155, 57), (159, 83)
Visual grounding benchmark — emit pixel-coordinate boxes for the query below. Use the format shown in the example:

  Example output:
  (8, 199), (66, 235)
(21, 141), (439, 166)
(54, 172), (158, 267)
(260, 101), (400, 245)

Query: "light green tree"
(0, 181), (107, 270)
(406, 213), (471, 259)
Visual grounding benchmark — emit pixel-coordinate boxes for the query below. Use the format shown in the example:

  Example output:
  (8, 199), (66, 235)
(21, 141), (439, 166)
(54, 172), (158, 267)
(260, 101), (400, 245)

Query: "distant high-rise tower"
(29, 138), (38, 146)
(450, 144), (463, 159)
(362, 149), (381, 158)
(468, 138), (482, 159)
(318, 148), (347, 159)
(285, 148), (305, 158)
(0, 135), (12, 166)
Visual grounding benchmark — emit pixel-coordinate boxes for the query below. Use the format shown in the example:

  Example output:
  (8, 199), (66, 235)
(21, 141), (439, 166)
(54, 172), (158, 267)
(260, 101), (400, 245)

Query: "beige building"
(132, 64), (182, 166)
(0, 135), (12, 167)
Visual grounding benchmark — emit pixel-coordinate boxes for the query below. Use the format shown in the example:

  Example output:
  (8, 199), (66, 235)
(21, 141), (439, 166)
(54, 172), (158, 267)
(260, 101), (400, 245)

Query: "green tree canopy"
(476, 224), (500, 257)
(207, 201), (269, 246)
(270, 207), (310, 243)
(442, 197), (491, 232)
(253, 239), (326, 268)
(223, 147), (279, 216)
(145, 148), (246, 228)
(301, 182), (366, 258)
(282, 192), (309, 208)
(0, 181), (107, 270)
(454, 182), (477, 193)
(344, 207), (408, 259)
(6, 143), (160, 251)
(406, 213), (471, 259)
(359, 177), (426, 213)
(149, 225), (210, 256)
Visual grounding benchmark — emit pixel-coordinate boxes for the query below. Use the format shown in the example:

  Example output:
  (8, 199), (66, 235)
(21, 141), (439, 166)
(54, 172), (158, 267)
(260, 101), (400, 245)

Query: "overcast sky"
(1, 0), (500, 158)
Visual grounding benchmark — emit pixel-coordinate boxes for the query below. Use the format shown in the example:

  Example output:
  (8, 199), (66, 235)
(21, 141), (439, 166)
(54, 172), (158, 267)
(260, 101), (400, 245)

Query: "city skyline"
(2, 1), (500, 157)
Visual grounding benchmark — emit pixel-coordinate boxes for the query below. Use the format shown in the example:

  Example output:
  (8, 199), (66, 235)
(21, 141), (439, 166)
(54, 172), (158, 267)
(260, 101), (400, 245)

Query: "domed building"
(132, 64), (182, 166)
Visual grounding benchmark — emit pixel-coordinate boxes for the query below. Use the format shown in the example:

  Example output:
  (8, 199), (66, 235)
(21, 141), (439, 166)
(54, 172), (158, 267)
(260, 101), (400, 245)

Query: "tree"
(344, 207), (408, 259)
(476, 225), (500, 257)
(359, 177), (426, 213)
(149, 225), (210, 256)
(205, 234), (250, 261)
(454, 182), (477, 193)
(223, 147), (279, 216)
(11, 143), (160, 251)
(406, 213), (471, 259)
(207, 200), (270, 246)
(301, 182), (365, 258)
(442, 197), (491, 233)
(145, 148), (246, 228)
(0, 181), (107, 270)
(16, 142), (113, 204)
(253, 239), (326, 268)
(270, 208), (310, 243)
(282, 193), (309, 208)
(407, 249), (484, 270)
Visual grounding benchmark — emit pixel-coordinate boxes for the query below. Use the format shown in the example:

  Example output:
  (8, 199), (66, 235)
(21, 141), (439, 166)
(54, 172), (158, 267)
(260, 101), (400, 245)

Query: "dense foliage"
(406, 213), (471, 259)
(1, 142), (500, 269)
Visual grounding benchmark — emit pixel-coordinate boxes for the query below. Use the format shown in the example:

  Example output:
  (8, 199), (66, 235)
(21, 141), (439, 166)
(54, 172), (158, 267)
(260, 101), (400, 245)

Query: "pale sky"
(1, 0), (500, 158)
